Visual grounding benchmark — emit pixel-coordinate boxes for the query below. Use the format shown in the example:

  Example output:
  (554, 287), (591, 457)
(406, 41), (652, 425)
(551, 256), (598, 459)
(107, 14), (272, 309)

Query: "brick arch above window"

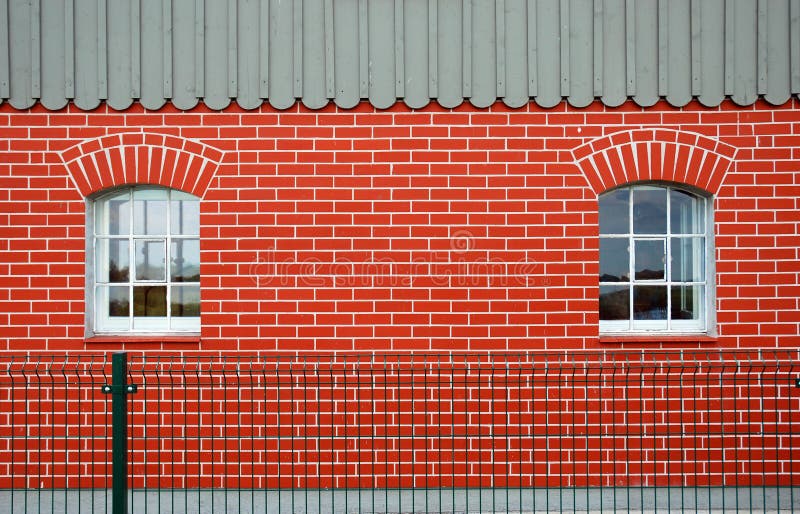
(572, 129), (738, 195)
(59, 133), (224, 198)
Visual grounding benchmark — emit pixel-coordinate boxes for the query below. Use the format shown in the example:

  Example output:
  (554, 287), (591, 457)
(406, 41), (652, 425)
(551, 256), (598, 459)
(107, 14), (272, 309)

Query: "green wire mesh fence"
(1, 350), (799, 513)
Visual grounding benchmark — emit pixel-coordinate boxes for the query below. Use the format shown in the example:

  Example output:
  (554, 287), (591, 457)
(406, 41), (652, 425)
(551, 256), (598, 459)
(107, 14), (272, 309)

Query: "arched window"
(599, 183), (713, 334)
(90, 186), (200, 334)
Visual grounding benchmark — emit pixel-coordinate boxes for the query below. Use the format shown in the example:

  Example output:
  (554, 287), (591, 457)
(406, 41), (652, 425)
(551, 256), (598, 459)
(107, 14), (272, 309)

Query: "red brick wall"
(0, 99), (798, 352)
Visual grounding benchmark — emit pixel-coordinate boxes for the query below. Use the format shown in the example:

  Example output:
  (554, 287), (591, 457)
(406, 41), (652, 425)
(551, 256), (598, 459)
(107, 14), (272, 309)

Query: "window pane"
(600, 285), (629, 320)
(133, 188), (169, 235)
(634, 239), (665, 280)
(633, 285), (667, 320)
(171, 239), (200, 282)
(171, 285), (200, 317)
(133, 286), (167, 316)
(599, 238), (629, 282)
(96, 192), (130, 235)
(670, 189), (704, 234)
(671, 285), (703, 321)
(171, 192), (200, 235)
(96, 239), (130, 283)
(107, 286), (130, 317)
(633, 186), (667, 234)
(671, 237), (705, 282)
(599, 188), (629, 234)
(135, 240), (166, 281)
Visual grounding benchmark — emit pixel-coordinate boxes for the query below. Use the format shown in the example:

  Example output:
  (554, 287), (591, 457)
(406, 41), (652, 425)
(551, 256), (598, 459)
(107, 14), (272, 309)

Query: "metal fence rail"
(1, 350), (799, 513)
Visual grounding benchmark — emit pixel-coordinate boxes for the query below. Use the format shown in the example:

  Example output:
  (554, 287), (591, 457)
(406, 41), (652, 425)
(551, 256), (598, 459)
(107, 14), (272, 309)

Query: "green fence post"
(102, 352), (137, 514)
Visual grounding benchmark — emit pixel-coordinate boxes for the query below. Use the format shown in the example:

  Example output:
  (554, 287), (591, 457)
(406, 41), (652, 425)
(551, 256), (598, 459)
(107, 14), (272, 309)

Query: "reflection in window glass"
(633, 285), (667, 320)
(172, 286), (201, 317)
(599, 239), (629, 282)
(671, 189), (704, 234)
(671, 285), (702, 321)
(600, 285), (629, 321)
(135, 240), (166, 281)
(599, 184), (709, 334)
(634, 239), (665, 280)
(671, 237), (705, 282)
(171, 239), (200, 282)
(633, 186), (667, 234)
(133, 286), (168, 317)
(133, 188), (169, 235)
(599, 188), (629, 234)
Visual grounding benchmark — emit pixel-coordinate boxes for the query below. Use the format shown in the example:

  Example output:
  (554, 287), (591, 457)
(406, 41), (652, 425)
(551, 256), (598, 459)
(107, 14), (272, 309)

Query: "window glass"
(92, 186), (200, 334)
(633, 186), (667, 234)
(599, 184), (709, 334)
(599, 188), (629, 234)
(133, 188), (169, 236)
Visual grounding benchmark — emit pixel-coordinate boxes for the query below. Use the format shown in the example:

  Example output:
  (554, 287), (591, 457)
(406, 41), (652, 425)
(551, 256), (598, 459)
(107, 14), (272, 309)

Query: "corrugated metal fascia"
(0, 0), (796, 111)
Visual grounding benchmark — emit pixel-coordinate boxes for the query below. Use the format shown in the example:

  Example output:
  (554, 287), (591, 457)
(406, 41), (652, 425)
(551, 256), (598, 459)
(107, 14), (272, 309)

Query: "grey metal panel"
(131, 0), (141, 98)
(793, 0), (800, 94)
(496, 0), (506, 98)
(633, 0), (658, 106)
(259, 0), (268, 98)
(107, 0), (133, 110)
(332, 0), (359, 108)
(765, 0), (791, 105)
(593, 0), (601, 95)
(8, 0), (33, 108)
(394, 0), (403, 98)
(30, 0), (39, 99)
(202, 0), (230, 109)
(666, 0), (691, 106)
(162, 0), (171, 98)
(359, 0), (368, 97)
(503, 0), (530, 107)
(462, 0), (471, 98)
(731, 0), (757, 105)
(97, 0), (107, 100)
(302, 0), (327, 109)
(172, 0), (199, 110)
(568, 0), (593, 107)
(269, 0), (294, 109)
(226, 0), (236, 99)
(324, 0), (334, 98)
(690, 0), (700, 95)
(527, 0), (537, 96)
(402, 0), (429, 108)
(64, 0), (74, 99)
(236, 0), (261, 110)
(625, 0), (634, 95)
(535, 0), (561, 107)
(427, 0), (437, 99)
(470, 0), (497, 107)
(757, 0), (767, 95)
(0, 0), (8, 101)
(437, 0), (463, 108)
(193, 0), (203, 98)
(697, 0), (724, 107)
(139, 0), (166, 109)
(293, 0), (302, 98)
(40, 0), (67, 110)
(368, 0), (396, 109)
(602, 0), (627, 106)
(560, 0), (569, 97)
(73, 0), (100, 110)
(5, 0), (800, 110)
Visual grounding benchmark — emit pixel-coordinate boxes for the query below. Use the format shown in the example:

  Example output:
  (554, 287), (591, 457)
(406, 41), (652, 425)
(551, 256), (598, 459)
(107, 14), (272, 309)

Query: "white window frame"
(599, 183), (715, 336)
(87, 186), (201, 336)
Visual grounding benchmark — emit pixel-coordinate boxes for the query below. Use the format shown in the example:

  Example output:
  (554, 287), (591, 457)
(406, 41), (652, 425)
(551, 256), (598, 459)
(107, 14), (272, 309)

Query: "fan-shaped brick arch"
(58, 133), (224, 198)
(572, 129), (738, 195)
